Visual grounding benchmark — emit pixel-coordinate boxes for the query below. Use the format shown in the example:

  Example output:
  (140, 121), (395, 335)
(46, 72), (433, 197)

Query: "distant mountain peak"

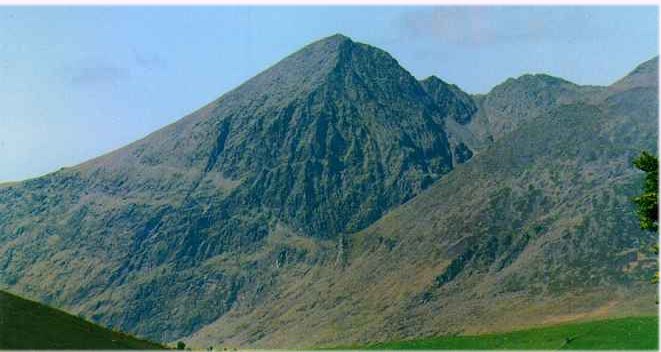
(496, 73), (577, 91)
(610, 56), (658, 91)
(477, 71), (589, 141)
(485, 72), (581, 109)
(630, 56), (658, 74)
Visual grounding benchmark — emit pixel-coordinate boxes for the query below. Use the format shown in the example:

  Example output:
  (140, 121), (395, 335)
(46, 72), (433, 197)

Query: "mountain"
(0, 289), (163, 349)
(0, 34), (459, 342)
(0, 34), (657, 348)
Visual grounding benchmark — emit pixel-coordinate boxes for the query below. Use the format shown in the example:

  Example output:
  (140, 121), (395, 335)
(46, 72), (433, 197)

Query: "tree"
(633, 151), (658, 231)
(633, 151), (659, 288)
(176, 341), (186, 350)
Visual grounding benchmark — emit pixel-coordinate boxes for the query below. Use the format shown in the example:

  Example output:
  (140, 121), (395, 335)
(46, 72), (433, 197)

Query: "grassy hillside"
(345, 316), (658, 350)
(0, 290), (164, 350)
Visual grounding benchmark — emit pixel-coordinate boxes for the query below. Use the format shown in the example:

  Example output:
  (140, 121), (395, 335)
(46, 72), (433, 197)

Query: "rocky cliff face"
(0, 35), (657, 348)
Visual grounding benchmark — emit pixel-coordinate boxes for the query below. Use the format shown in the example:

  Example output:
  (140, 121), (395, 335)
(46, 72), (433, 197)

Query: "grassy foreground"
(0, 290), (165, 350)
(340, 316), (658, 350)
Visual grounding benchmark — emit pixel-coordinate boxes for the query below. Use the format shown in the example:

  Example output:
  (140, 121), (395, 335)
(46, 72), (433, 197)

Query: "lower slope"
(0, 290), (164, 350)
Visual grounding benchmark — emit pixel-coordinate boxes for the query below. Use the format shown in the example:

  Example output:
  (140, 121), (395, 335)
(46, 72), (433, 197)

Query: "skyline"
(0, 6), (658, 182)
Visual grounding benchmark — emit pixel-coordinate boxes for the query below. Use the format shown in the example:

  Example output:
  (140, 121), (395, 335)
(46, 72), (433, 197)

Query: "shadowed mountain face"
(0, 35), (657, 348)
(420, 76), (477, 125)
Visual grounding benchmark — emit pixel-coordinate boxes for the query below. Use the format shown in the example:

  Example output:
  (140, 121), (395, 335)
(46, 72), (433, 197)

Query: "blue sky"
(0, 6), (657, 182)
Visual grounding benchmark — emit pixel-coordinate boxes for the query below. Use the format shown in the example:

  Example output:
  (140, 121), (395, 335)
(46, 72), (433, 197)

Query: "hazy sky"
(0, 6), (657, 182)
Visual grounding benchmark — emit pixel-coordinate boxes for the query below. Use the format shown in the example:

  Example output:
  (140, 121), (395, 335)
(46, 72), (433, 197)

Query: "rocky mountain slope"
(0, 35), (657, 348)
(183, 57), (658, 348)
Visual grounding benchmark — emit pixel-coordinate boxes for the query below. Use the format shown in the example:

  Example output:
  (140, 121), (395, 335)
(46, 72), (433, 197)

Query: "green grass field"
(0, 290), (165, 350)
(338, 316), (658, 350)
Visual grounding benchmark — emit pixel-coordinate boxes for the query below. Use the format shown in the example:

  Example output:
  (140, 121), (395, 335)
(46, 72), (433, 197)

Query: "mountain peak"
(420, 75), (465, 94)
(319, 33), (352, 43)
(421, 75), (443, 83)
(497, 73), (576, 91)
(629, 56), (658, 75)
(610, 56), (658, 91)
(211, 34), (382, 112)
(80, 32), (454, 239)
(485, 72), (580, 109)
(420, 75), (476, 124)
(479, 72), (585, 140)
(420, 75), (455, 90)
(297, 33), (353, 56)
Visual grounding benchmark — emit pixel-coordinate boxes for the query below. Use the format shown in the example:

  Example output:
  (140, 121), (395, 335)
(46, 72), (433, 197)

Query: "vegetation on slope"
(345, 316), (658, 350)
(0, 290), (164, 350)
